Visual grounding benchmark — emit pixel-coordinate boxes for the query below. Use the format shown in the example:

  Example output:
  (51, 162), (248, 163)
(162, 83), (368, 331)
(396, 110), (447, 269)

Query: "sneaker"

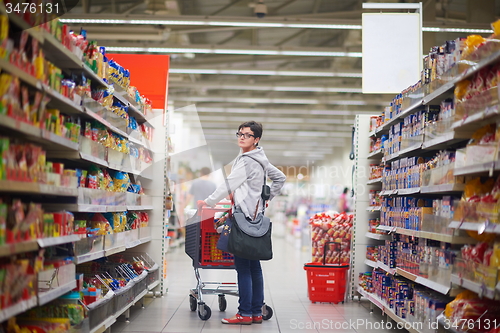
(221, 314), (252, 325)
(252, 315), (263, 324)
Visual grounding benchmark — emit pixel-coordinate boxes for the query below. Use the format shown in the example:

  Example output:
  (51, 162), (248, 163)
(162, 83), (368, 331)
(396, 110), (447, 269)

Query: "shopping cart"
(185, 204), (273, 321)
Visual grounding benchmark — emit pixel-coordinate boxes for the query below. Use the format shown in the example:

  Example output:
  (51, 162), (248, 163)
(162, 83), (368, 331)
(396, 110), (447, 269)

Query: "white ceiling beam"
(170, 95), (387, 106)
(178, 106), (380, 116)
(169, 81), (362, 93)
(102, 44), (362, 57)
(169, 67), (361, 78)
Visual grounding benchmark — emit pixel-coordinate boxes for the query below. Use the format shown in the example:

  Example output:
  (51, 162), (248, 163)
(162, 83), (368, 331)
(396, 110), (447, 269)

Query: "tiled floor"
(110, 237), (405, 333)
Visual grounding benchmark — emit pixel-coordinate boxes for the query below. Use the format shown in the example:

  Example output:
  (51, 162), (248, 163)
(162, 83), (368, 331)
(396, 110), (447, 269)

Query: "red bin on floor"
(303, 263), (349, 304)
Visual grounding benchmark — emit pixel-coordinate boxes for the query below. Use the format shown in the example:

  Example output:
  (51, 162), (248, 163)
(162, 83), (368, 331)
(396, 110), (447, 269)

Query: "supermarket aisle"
(110, 237), (403, 333)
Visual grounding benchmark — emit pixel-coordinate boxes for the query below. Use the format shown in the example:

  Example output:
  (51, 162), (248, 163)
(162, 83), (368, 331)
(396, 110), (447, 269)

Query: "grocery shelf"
(90, 286), (149, 333)
(0, 57), (42, 89)
(376, 226), (473, 244)
(44, 204), (108, 213)
(0, 235), (81, 258)
(379, 190), (398, 196)
(368, 129), (376, 138)
(37, 235), (81, 248)
(450, 274), (497, 300)
(107, 206), (128, 212)
(420, 183), (465, 194)
(105, 246), (127, 257)
(366, 206), (382, 212)
(365, 232), (390, 241)
(367, 149), (383, 159)
(453, 161), (496, 177)
(0, 180), (78, 197)
(112, 85), (148, 123)
(381, 102), (424, 132)
(357, 287), (422, 333)
(139, 236), (152, 244)
(42, 86), (84, 116)
(0, 240), (39, 257)
(0, 115), (78, 152)
(364, 259), (378, 268)
(388, 143), (423, 162)
(42, 32), (84, 69)
(148, 280), (160, 291)
(413, 230), (472, 244)
(437, 313), (464, 333)
(452, 104), (500, 132)
(367, 177), (383, 185)
(0, 296), (38, 324)
(40, 130), (80, 151)
(38, 280), (77, 306)
(74, 250), (106, 265)
(423, 51), (500, 107)
(422, 132), (469, 150)
(376, 261), (396, 275)
(128, 136), (152, 150)
(397, 187), (421, 196)
(127, 205), (154, 211)
(395, 268), (451, 295)
(448, 221), (500, 234)
(423, 81), (455, 105)
(84, 108), (129, 138)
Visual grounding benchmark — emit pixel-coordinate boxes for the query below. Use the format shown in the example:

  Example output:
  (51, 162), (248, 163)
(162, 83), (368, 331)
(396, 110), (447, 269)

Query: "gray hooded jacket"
(205, 147), (286, 219)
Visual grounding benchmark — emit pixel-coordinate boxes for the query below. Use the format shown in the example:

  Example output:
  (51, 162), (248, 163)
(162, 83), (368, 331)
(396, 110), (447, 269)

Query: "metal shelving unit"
(353, 49), (500, 313)
(0, 8), (167, 328)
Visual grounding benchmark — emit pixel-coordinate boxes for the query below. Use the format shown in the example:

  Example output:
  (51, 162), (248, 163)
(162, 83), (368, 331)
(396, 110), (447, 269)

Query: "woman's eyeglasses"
(235, 132), (255, 139)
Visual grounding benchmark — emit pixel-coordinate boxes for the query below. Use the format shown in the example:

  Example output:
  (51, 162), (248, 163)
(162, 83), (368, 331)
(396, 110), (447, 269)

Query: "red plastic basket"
(303, 263), (349, 303)
(199, 206), (234, 267)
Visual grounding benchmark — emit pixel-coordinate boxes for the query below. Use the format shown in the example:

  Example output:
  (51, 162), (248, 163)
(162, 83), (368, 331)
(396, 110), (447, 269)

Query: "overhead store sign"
(107, 54), (170, 110)
(362, 3), (423, 94)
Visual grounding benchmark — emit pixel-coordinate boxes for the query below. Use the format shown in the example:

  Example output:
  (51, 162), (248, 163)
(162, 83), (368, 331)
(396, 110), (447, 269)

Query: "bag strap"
(242, 155), (267, 214)
(224, 154), (268, 217)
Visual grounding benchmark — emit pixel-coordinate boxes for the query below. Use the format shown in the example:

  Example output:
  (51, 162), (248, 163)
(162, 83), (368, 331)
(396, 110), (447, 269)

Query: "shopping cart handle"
(197, 200), (207, 209)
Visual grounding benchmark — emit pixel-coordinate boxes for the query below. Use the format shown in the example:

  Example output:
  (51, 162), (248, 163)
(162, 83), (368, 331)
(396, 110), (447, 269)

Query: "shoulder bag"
(228, 156), (273, 260)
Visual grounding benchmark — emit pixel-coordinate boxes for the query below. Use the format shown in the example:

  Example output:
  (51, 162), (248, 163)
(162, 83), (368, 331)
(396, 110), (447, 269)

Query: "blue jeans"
(234, 255), (264, 317)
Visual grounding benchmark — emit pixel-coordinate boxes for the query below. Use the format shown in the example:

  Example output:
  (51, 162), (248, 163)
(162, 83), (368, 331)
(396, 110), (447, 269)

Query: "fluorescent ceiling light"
(281, 51), (362, 57)
(60, 18), (491, 34)
(422, 27), (493, 33)
(169, 68), (362, 78)
(207, 21), (285, 28)
(297, 131), (328, 137)
(287, 24), (362, 29)
(310, 110), (351, 115)
(335, 101), (367, 106)
(213, 49), (279, 55)
(104, 46), (360, 57)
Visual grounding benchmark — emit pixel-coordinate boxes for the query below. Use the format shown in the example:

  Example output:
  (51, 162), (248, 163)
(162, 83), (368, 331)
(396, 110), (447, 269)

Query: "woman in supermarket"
(338, 187), (350, 213)
(202, 121), (286, 325)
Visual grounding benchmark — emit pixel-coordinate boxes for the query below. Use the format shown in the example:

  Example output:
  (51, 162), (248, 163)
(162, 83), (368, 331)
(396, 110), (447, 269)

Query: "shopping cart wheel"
(198, 303), (211, 320)
(218, 295), (227, 311)
(262, 304), (273, 320)
(189, 295), (197, 311)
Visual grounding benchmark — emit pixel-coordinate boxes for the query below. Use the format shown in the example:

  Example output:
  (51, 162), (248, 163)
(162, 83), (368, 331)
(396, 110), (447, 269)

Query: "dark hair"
(200, 167), (211, 176)
(238, 121), (263, 145)
(343, 187), (349, 194)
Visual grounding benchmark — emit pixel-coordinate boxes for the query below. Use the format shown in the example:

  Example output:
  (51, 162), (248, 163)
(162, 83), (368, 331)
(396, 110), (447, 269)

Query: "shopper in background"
(338, 187), (350, 213)
(187, 167), (216, 208)
(202, 121), (286, 325)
